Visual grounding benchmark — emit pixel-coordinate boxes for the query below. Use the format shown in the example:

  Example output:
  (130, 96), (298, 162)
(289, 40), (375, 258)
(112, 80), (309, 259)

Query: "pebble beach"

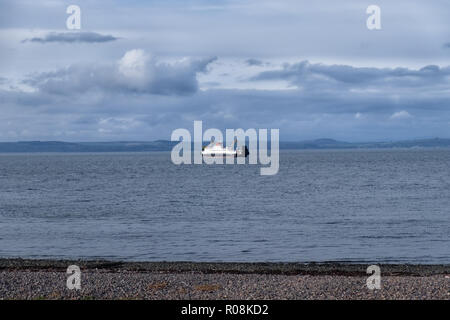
(0, 259), (448, 300)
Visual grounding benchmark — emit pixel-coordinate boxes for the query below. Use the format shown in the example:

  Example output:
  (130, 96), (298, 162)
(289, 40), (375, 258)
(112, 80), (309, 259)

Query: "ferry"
(201, 138), (249, 157)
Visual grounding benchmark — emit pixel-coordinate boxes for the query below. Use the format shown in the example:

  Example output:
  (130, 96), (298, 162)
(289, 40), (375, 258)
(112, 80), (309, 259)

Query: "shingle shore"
(0, 259), (449, 300)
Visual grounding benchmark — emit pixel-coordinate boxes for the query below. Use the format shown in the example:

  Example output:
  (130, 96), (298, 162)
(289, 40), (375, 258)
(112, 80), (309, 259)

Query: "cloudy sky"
(0, 0), (449, 142)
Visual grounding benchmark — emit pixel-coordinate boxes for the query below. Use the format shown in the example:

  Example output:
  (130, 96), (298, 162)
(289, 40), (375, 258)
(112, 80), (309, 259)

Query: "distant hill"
(280, 139), (353, 149)
(280, 138), (450, 149)
(0, 138), (449, 152)
(0, 141), (179, 152)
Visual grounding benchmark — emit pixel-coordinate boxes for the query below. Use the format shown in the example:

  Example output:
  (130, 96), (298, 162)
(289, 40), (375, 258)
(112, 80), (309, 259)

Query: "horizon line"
(1, 137), (449, 144)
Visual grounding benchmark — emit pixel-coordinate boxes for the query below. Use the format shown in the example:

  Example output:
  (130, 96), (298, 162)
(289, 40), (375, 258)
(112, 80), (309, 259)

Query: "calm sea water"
(0, 150), (449, 263)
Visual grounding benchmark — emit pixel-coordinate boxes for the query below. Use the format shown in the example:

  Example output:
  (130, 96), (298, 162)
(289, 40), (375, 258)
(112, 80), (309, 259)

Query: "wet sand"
(0, 259), (449, 300)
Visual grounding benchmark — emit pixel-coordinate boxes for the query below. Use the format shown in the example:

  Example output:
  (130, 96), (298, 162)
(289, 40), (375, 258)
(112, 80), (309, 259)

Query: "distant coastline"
(0, 138), (449, 152)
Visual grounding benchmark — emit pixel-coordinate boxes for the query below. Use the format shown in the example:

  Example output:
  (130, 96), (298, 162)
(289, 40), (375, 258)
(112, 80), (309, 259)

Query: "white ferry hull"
(201, 144), (248, 158)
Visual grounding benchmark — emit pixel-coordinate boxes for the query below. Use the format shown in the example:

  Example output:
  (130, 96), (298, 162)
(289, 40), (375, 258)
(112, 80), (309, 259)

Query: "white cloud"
(390, 110), (412, 120)
(118, 49), (150, 80)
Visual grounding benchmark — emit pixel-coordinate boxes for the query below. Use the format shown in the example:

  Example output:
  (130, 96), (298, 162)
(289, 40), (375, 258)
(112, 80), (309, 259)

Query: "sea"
(0, 149), (449, 263)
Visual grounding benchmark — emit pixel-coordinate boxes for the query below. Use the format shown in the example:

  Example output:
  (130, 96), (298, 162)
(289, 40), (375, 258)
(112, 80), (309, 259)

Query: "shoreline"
(1, 258), (449, 275)
(1, 259), (449, 300)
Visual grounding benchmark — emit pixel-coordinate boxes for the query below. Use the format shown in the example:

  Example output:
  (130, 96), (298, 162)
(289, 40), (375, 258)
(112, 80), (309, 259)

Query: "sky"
(0, 0), (449, 142)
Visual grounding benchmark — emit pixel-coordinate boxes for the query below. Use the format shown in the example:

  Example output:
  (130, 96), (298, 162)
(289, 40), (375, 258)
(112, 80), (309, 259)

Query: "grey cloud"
(23, 54), (217, 96)
(149, 57), (217, 95)
(3, 57), (450, 142)
(22, 32), (119, 44)
(251, 61), (450, 89)
(245, 59), (265, 66)
(2, 82), (450, 141)
(444, 43), (450, 48)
